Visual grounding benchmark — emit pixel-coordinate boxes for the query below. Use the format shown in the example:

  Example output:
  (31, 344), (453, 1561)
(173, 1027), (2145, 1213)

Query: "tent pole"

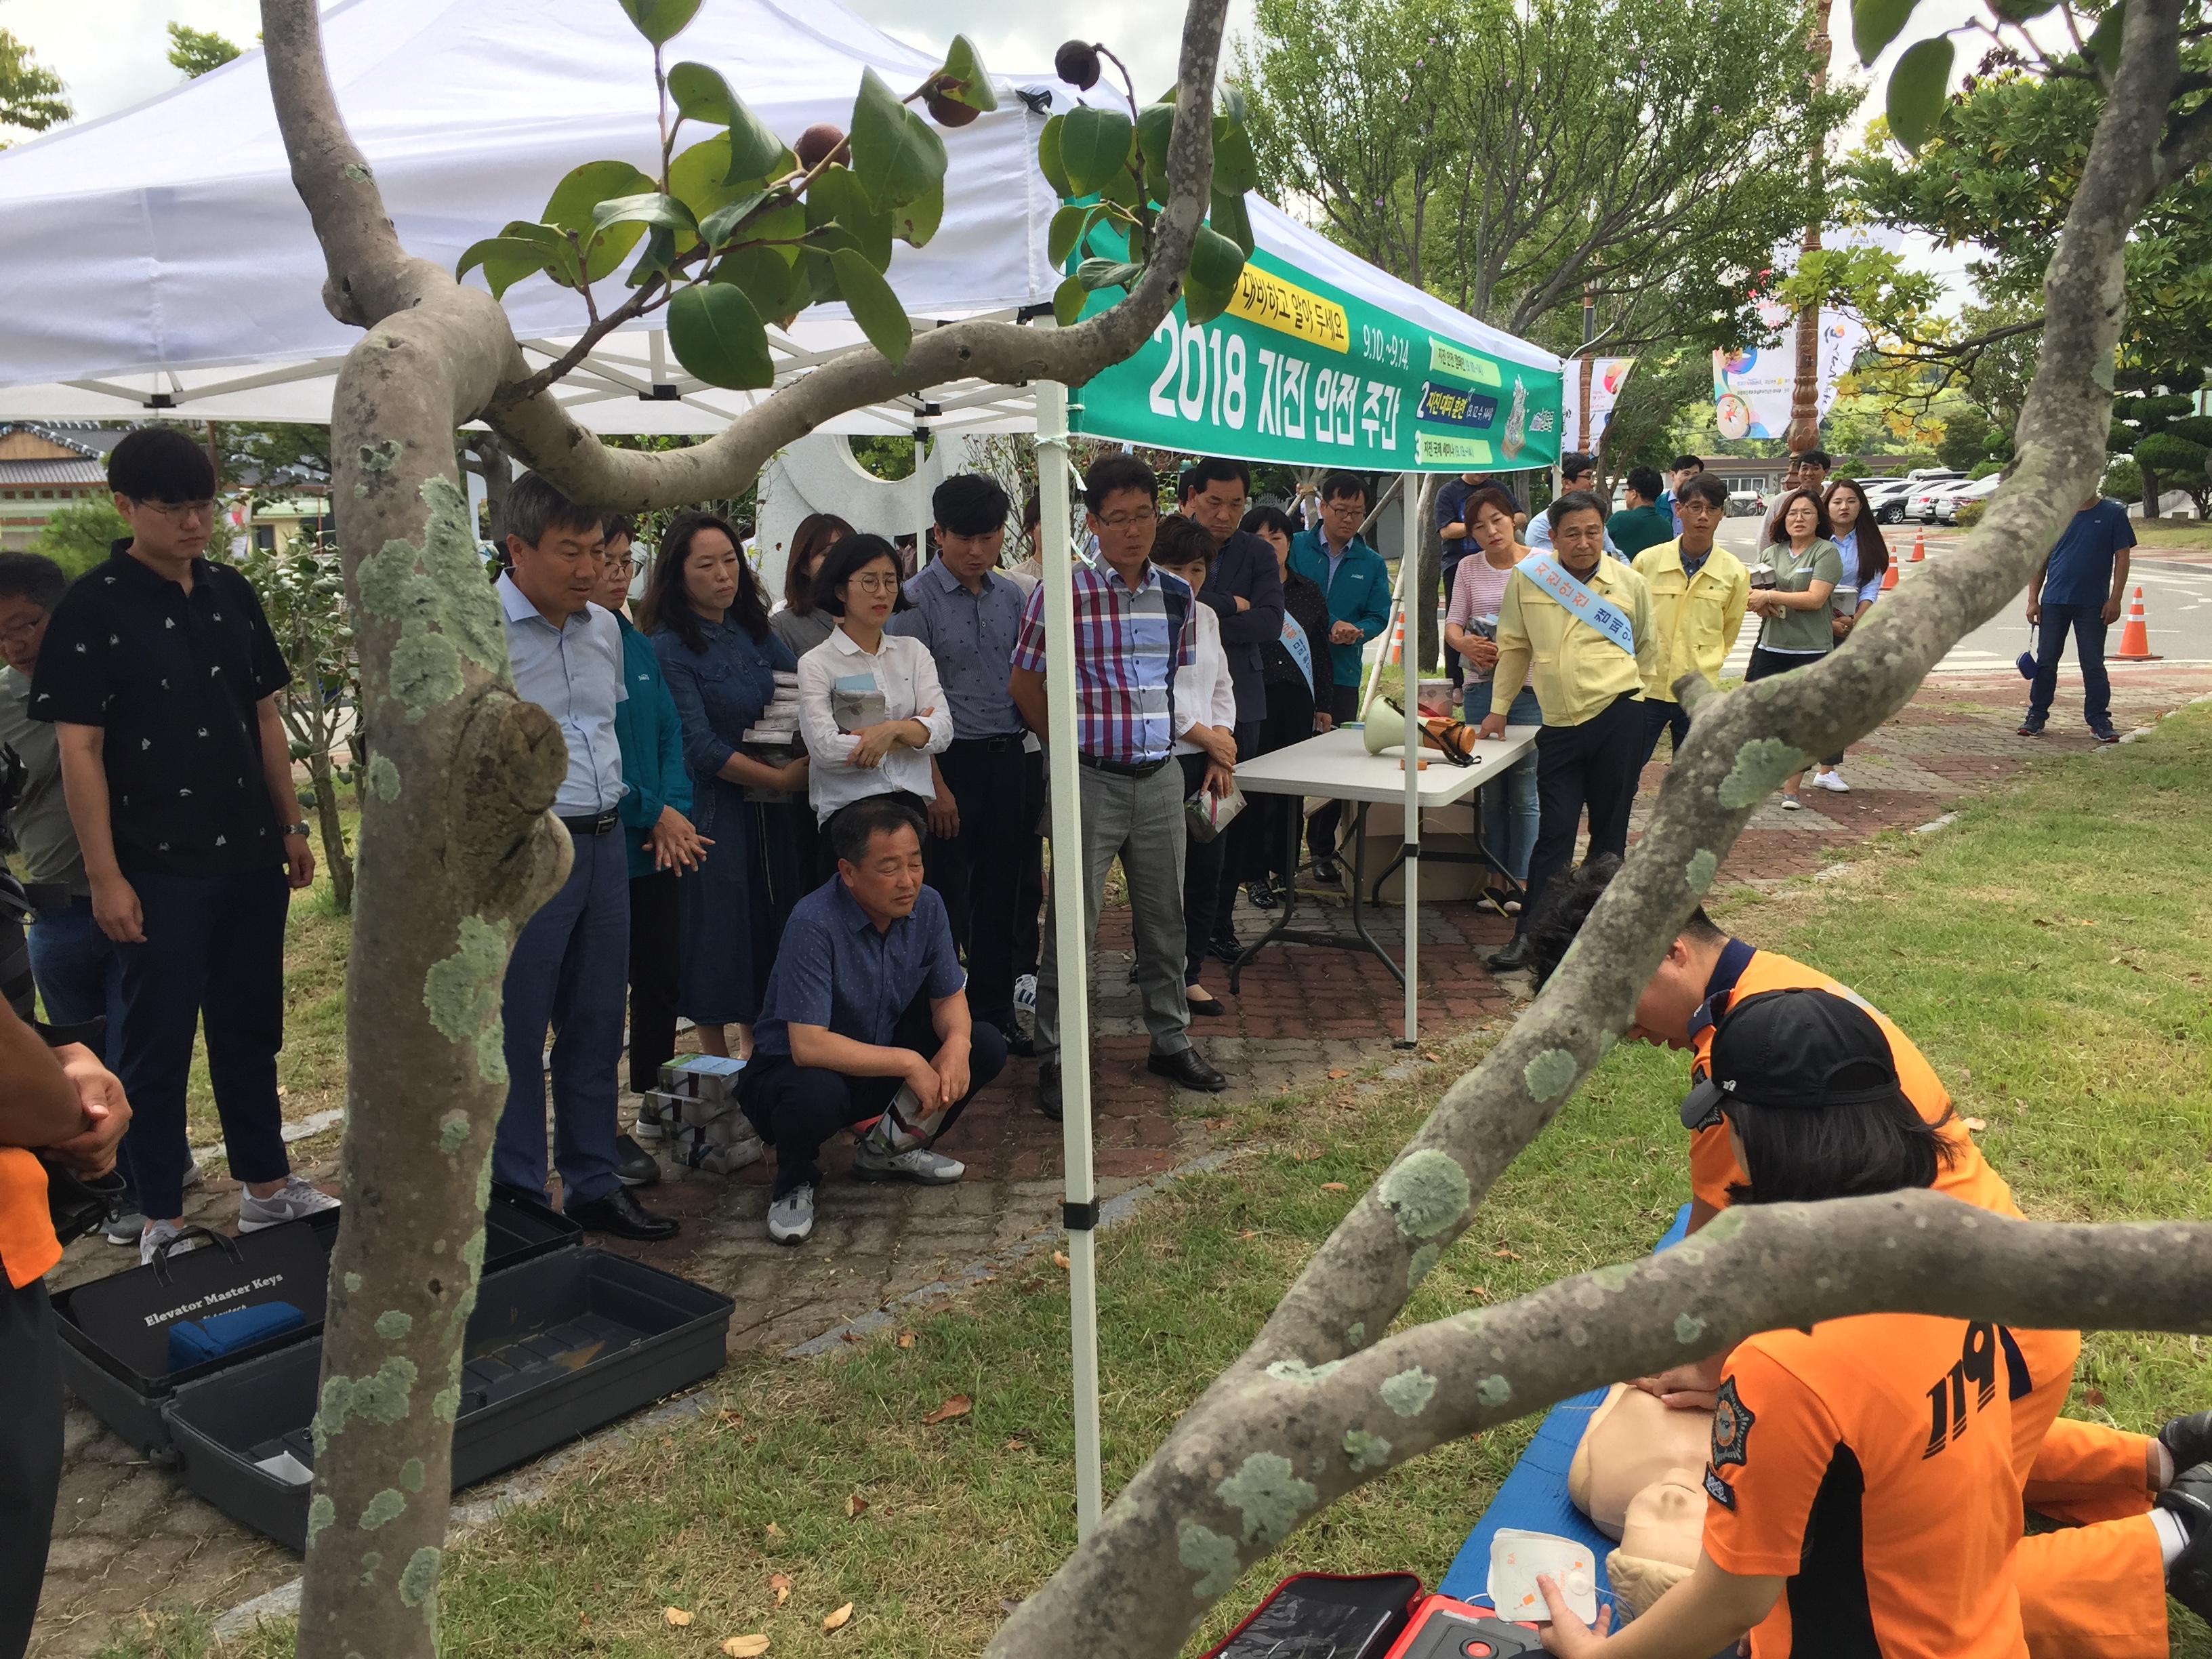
(1035, 368), (1104, 1541)
(1399, 471), (1421, 1049)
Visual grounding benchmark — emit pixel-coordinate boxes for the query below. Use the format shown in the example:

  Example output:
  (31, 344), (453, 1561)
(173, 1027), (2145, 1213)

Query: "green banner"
(1068, 241), (1563, 472)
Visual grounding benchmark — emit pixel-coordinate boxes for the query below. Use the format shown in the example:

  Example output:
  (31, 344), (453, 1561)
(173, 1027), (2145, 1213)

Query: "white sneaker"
(1014, 973), (1038, 1015)
(237, 1174), (340, 1232)
(1813, 769), (1850, 794)
(852, 1144), (965, 1185)
(631, 1092), (668, 1145)
(766, 1184), (815, 1246)
(140, 1216), (202, 1267)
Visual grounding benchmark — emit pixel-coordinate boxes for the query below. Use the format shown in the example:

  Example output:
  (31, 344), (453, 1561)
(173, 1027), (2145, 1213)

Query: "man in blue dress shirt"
(490, 473), (676, 1241)
(888, 474), (1031, 1048)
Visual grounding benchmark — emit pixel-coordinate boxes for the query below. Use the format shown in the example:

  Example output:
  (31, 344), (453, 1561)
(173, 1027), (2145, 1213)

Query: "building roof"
(0, 457), (108, 486)
(0, 422), (124, 459)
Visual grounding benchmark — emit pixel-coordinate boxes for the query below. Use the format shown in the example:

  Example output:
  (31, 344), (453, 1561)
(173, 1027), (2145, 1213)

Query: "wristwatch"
(281, 821), (311, 837)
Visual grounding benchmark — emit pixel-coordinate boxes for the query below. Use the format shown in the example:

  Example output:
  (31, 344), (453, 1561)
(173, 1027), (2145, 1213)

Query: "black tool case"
(53, 1192), (730, 1548)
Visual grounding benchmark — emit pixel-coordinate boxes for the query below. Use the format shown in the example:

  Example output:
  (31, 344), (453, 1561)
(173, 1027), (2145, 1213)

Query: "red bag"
(1202, 1572), (1425, 1659)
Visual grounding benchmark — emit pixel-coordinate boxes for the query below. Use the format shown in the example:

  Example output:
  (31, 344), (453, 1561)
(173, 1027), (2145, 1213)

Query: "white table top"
(1233, 724), (1540, 807)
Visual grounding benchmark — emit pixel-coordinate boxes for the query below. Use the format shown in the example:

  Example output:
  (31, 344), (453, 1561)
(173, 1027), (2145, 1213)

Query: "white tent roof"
(0, 0), (1554, 434)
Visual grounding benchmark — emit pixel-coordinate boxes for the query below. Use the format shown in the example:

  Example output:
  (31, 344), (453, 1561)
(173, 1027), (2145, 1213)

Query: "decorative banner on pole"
(1712, 301), (1864, 441)
(1070, 243), (1564, 472)
(1561, 357), (1637, 451)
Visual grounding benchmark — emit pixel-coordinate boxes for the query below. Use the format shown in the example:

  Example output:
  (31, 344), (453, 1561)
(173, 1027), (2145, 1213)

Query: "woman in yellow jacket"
(1632, 472), (1749, 766)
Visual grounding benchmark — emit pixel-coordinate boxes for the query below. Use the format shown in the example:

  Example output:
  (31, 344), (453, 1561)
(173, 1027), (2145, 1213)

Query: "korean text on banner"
(1069, 245), (1564, 472)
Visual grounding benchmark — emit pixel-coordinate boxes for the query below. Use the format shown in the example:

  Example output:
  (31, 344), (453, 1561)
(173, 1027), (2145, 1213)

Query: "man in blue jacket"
(592, 518), (708, 1182)
(1288, 472), (1391, 882)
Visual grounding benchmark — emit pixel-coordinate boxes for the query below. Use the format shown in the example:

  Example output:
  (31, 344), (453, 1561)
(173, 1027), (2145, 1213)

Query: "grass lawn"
(158, 710), (2212, 1658)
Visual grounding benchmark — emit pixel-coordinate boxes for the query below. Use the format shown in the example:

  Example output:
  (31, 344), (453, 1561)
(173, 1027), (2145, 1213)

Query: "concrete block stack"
(649, 1054), (762, 1176)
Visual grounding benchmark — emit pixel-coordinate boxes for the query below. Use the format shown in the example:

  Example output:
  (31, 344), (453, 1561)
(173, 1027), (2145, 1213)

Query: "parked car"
(1912, 478), (1978, 522)
(1936, 474), (2003, 523)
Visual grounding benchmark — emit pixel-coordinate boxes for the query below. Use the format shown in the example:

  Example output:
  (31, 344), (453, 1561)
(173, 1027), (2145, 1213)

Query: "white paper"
(254, 1450), (314, 1486)
(1488, 1528), (1598, 1626)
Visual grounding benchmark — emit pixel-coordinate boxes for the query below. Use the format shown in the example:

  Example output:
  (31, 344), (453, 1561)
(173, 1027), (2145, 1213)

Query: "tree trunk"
(2142, 465), (2163, 520)
(1786, 0), (1834, 455)
(308, 746), (353, 913)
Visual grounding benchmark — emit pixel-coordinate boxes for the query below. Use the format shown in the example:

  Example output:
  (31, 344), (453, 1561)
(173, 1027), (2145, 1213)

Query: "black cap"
(1679, 987), (1901, 1130)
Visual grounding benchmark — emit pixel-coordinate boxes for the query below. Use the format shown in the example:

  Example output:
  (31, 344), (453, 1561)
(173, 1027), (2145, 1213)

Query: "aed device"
(1380, 1594), (1549, 1659)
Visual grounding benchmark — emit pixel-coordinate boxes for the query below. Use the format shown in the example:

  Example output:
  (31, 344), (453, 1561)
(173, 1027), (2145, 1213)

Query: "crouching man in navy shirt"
(739, 795), (1007, 1246)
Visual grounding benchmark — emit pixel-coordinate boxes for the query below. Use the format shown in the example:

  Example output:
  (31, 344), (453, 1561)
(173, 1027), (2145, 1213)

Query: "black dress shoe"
(1148, 1048), (1227, 1092)
(1485, 934), (1534, 973)
(566, 1185), (679, 1241)
(1187, 991), (1227, 1017)
(1038, 1060), (1063, 1122)
(2164, 1412), (2212, 1477)
(614, 1133), (661, 1188)
(2160, 1462), (2212, 1620)
(1310, 858), (1342, 886)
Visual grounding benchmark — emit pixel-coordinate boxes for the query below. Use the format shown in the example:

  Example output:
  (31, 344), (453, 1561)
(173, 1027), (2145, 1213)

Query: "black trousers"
(0, 1278), (61, 1659)
(1746, 647), (1843, 766)
(1518, 691), (1645, 937)
(1177, 752), (1229, 983)
(1640, 697), (1692, 767)
(1305, 682), (1364, 864)
(739, 993), (1008, 1197)
(627, 868), (681, 1094)
(932, 737), (1029, 1031)
(1013, 747), (1046, 978)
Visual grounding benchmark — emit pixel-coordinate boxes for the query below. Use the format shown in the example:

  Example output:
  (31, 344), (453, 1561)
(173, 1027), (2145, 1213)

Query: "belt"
(947, 733), (1026, 752)
(1078, 752), (1172, 779)
(560, 810), (622, 836)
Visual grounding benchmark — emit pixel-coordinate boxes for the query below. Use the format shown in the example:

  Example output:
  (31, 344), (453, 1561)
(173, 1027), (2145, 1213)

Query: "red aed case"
(1380, 1594), (1548, 1659)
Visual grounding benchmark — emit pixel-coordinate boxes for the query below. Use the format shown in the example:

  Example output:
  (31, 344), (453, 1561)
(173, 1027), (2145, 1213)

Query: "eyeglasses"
(133, 499), (218, 526)
(848, 573), (902, 594)
(1097, 507), (1158, 530)
(601, 556), (635, 575)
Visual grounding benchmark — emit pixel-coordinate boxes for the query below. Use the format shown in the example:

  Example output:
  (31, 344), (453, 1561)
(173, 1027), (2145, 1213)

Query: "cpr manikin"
(1565, 1381), (1715, 1616)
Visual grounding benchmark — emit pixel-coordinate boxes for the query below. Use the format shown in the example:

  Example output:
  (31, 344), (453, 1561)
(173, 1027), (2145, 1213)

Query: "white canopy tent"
(0, 0), (1562, 1544)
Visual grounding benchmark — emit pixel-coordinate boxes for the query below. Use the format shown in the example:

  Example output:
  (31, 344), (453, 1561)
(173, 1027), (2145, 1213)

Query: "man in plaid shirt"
(1009, 455), (1229, 1116)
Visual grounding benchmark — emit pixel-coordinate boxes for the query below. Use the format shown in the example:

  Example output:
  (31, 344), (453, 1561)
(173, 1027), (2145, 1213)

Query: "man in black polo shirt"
(32, 427), (335, 1263)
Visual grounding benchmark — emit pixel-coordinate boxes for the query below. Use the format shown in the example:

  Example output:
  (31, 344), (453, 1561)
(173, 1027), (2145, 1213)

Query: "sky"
(0, 0), (1994, 307)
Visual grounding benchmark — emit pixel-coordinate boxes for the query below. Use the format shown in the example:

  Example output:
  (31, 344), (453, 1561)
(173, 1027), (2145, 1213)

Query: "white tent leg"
(1035, 369), (1103, 1541)
(1393, 526), (1421, 1048)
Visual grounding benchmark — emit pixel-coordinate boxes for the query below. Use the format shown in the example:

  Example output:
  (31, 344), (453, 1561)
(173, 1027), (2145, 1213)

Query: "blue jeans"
(113, 866), (294, 1223)
(494, 828), (628, 1208)
(27, 897), (136, 1202)
(2027, 602), (2112, 732)
(1462, 680), (1540, 883)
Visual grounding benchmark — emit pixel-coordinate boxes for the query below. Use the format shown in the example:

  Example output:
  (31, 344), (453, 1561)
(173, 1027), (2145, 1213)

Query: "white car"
(1912, 478), (1978, 522)
(1936, 474), (2003, 523)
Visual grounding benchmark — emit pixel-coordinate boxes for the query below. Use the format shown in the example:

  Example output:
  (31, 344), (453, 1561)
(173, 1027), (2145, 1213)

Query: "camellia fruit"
(795, 123), (848, 171)
(926, 91), (981, 127)
(1054, 40), (1103, 91)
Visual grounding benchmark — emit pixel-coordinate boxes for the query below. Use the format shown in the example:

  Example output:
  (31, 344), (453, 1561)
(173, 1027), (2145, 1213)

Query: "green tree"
(27, 498), (129, 576)
(1936, 403), (1991, 471)
(167, 21), (243, 79)
(1238, 0), (1848, 352)
(0, 28), (70, 140)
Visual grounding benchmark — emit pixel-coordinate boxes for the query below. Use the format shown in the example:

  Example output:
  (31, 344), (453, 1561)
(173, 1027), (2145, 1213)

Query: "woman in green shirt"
(1742, 488), (1841, 811)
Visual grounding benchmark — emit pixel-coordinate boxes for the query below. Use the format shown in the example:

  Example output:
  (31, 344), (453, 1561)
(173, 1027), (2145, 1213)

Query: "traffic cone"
(1910, 529), (1925, 564)
(1882, 560), (1899, 591)
(1385, 611), (1405, 665)
(2114, 586), (2161, 660)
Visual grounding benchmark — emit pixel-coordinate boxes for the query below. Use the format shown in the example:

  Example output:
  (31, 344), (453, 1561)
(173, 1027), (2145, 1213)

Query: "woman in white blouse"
(796, 535), (954, 861)
(1154, 516), (1240, 1016)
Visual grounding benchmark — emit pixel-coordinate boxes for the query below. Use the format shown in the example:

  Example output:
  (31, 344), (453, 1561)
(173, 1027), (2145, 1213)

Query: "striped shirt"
(1010, 556), (1195, 764)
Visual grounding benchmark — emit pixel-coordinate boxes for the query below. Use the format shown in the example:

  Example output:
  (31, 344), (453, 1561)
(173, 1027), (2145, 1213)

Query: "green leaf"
(666, 280), (774, 388)
(1052, 273), (1087, 327)
(696, 190), (771, 251)
(1048, 203), (1091, 268)
(1209, 189), (1254, 258)
(456, 235), (557, 298)
(626, 225), (678, 287)
(544, 160), (655, 281)
(725, 102), (789, 188)
(1037, 115), (1073, 198)
(1136, 101), (1176, 190)
(667, 60), (737, 126)
(1099, 161), (1145, 211)
(888, 186), (943, 249)
(2085, 5), (2123, 72)
(1212, 114), (1259, 196)
(936, 35), (999, 113)
(1185, 268), (1236, 327)
(849, 66), (949, 211)
(1988, 0), (2057, 19)
(1885, 36), (1953, 153)
(1078, 256), (1144, 291)
(616, 0), (700, 46)
(830, 247), (912, 365)
(1126, 214), (1146, 265)
(589, 192), (699, 239)
(805, 165), (893, 270)
(1187, 223), (1247, 295)
(712, 242), (811, 323)
(1059, 106), (1135, 199)
(1850, 0), (1917, 64)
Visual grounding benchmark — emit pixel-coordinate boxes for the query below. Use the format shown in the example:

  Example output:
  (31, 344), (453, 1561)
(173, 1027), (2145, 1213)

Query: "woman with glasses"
(1742, 487), (1843, 811)
(644, 512), (809, 1062)
(795, 535), (954, 876)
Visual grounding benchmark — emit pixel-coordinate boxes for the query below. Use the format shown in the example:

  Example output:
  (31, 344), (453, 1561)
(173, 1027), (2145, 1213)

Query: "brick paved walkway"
(28, 663), (2212, 1656)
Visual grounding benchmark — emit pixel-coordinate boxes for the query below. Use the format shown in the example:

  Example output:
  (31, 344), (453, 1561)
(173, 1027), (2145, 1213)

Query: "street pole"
(1788, 0), (1835, 455)
(1033, 359), (1103, 1542)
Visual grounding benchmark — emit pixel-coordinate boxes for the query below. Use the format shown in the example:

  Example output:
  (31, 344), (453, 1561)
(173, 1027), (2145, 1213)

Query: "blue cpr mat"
(1437, 1205), (1693, 1607)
